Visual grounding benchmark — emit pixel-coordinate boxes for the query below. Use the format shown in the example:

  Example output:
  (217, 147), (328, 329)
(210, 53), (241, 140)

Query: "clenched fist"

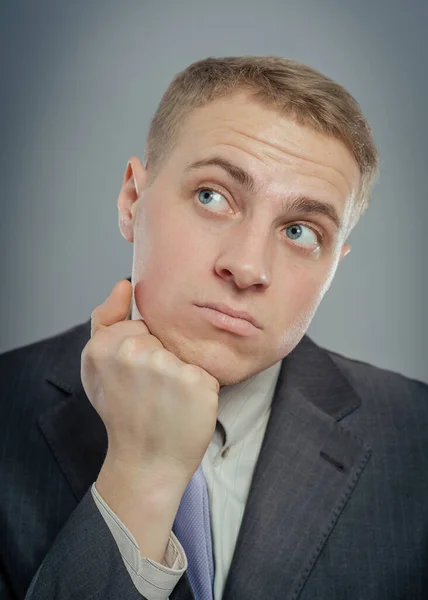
(81, 279), (220, 562)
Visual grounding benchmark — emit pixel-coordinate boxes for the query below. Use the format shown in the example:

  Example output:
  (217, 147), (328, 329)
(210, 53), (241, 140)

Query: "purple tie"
(173, 464), (214, 600)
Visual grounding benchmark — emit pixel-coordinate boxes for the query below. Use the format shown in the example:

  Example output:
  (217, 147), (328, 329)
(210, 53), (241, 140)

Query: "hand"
(81, 279), (220, 488)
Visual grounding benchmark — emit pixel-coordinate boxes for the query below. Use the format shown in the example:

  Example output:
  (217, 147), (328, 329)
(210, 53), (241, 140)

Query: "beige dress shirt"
(92, 358), (283, 599)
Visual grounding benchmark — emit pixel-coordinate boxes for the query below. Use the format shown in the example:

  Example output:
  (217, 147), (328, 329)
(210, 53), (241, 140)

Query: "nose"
(214, 223), (272, 290)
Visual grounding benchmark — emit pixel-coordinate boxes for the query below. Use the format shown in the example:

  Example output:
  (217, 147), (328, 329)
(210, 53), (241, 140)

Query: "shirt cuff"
(91, 482), (187, 600)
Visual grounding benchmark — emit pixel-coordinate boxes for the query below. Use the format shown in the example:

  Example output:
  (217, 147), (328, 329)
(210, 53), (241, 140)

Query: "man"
(0, 56), (427, 600)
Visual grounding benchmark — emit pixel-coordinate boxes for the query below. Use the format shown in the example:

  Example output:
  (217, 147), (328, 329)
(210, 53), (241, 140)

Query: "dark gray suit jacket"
(0, 315), (427, 599)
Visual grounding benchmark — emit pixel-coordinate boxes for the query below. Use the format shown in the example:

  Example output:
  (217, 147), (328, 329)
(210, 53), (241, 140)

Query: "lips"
(195, 302), (262, 329)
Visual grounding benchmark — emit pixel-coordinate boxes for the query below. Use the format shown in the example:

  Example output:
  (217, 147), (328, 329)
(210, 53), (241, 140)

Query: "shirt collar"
(216, 359), (283, 448)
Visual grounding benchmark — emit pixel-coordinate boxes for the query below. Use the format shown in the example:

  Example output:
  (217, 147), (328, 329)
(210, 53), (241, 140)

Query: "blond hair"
(146, 56), (379, 231)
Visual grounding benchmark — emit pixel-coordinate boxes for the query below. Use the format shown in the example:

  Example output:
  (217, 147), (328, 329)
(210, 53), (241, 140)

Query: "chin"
(161, 332), (259, 388)
(201, 361), (255, 388)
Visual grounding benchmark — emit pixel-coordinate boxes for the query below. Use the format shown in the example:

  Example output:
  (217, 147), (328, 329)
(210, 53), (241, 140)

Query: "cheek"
(132, 207), (208, 312)
(271, 270), (330, 345)
(132, 202), (187, 276)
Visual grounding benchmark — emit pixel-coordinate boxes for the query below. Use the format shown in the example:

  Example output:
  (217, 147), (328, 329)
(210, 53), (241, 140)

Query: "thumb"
(91, 279), (133, 337)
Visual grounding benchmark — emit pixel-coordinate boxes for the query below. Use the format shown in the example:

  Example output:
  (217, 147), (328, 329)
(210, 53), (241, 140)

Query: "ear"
(117, 156), (147, 242)
(339, 243), (351, 260)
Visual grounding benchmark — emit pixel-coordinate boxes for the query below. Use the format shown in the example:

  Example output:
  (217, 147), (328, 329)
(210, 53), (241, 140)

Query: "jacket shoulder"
(0, 320), (91, 411)
(325, 345), (428, 424)
(0, 320), (90, 363)
(326, 346), (427, 391)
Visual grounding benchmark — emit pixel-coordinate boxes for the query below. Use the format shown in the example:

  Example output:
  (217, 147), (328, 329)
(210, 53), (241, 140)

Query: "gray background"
(1, 0), (427, 383)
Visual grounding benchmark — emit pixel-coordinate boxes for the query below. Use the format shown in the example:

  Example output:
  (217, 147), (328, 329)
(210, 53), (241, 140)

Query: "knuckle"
(81, 339), (96, 361)
(180, 364), (202, 385)
(117, 337), (138, 363)
(117, 336), (150, 364)
(82, 337), (106, 363)
(145, 347), (172, 370)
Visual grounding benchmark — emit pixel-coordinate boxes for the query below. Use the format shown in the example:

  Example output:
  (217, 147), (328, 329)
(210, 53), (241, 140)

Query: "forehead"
(172, 92), (360, 206)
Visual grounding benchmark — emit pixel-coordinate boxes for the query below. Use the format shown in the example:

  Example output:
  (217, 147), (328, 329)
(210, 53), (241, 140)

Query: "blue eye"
(197, 188), (226, 207)
(285, 224), (318, 246)
(286, 224), (303, 240)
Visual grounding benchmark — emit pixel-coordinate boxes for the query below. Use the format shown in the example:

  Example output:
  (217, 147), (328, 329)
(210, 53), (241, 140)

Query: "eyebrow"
(184, 155), (343, 230)
(185, 156), (258, 194)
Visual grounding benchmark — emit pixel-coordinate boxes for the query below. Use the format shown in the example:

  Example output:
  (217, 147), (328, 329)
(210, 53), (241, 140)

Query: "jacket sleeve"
(24, 488), (191, 600)
(0, 565), (15, 600)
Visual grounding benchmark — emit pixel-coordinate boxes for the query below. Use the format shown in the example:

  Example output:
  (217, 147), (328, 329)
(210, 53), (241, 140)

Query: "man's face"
(121, 92), (359, 386)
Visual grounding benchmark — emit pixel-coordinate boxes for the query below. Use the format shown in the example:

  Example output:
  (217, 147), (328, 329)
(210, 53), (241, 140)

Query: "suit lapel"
(38, 385), (108, 501)
(222, 335), (372, 600)
(39, 319), (108, 502)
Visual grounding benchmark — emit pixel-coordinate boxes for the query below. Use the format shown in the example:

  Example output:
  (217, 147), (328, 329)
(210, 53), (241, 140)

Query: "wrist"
(96, 452), (188, 511)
